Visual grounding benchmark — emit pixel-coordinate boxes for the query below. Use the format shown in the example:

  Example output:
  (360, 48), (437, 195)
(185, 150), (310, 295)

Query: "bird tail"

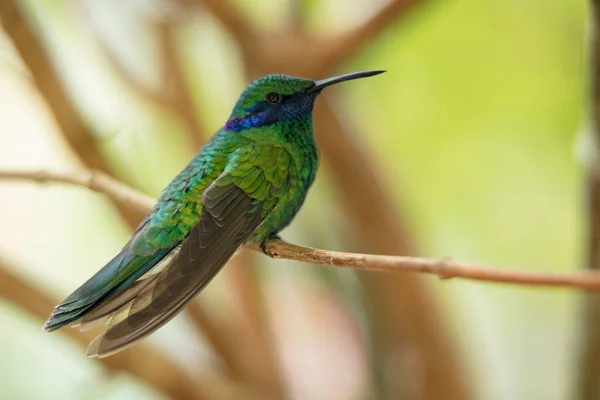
(43, 245), (170, 332)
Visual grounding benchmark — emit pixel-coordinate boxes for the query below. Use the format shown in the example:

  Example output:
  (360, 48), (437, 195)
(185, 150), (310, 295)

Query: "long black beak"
(308, 70), (385, 92)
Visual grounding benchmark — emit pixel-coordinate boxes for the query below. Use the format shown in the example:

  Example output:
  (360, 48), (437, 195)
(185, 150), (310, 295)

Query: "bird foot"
(260, 234), (281, 256)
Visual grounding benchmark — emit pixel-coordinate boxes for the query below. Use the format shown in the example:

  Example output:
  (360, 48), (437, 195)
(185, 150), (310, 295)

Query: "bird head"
(224, 70), (385, 132)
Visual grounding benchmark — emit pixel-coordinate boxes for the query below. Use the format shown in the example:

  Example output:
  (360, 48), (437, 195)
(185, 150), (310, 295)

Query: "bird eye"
(265, 92), (282, 104)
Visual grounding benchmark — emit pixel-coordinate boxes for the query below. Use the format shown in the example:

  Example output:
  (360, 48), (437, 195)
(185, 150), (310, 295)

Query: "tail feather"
(75, 254), (174, 332)
(43, 245), (172, 332)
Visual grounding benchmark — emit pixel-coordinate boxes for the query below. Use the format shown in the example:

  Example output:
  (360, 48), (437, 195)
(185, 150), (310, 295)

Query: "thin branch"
(248, 240), (600, 289)
(2, 168), (600, 290)
(0, 257), (234, 400)
(0, 169), (156, 211)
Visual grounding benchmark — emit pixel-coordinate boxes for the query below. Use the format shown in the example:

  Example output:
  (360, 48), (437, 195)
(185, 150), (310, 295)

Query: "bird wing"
(44, 152), (216, 332)
(86, 168), (275, 357)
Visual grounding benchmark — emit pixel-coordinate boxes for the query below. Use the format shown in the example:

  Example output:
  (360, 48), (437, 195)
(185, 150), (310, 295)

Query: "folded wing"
(86, 175), (267, 357)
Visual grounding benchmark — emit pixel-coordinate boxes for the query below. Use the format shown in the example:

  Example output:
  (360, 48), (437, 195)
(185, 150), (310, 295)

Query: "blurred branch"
(187, 0), (253, 46)
(222, 258), (285, 397)
(320, 0), (424, 74)
(576, 1), (600, 398)
(193, 0), (423, 77)
(3, 168), (600, 290)
(87, 18), (171, 108)
(0, 257), (234, 400)
(0, 0), (145, 228)
(81, 6), (204, 148)
(0, 169), (156, 210)
(288, 0), (306, 31)
(187, 301), (243, 379)
(156, 20), (205, 149)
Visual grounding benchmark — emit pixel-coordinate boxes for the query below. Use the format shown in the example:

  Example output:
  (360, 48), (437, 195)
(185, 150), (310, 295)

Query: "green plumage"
(44, 70), (384, 357)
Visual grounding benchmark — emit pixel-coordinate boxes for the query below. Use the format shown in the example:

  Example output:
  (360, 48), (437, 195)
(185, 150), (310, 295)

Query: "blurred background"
(0, 0), (588, 399)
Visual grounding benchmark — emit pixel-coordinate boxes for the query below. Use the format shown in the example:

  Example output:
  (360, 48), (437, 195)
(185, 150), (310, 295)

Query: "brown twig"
(250, 240), (600, 289)
(0, 257), (235, 400)
(0, 169), (156, 211)
(1, 168), (599, 290)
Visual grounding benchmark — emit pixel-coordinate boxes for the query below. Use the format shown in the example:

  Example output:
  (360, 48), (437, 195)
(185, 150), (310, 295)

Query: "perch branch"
(249, 240), (600, 290)
(1, 168), (599, 290)
(0, 257), (234, 400)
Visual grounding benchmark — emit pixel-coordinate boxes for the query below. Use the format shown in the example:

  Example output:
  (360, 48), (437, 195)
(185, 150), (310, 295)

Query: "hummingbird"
(44, 70), (385, 357)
